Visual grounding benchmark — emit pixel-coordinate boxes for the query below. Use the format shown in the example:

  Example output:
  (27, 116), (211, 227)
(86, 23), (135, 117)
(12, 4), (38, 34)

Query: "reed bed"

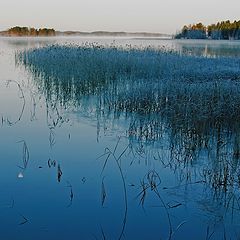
(17, 44), (240, 190)
(16, 43), (240, 239)
(17, 44), (240, 121)
(17, 44), (240, 148)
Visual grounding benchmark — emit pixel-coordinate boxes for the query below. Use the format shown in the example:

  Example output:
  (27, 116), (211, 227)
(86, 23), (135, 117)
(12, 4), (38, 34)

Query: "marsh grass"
(5, 80), (26, 126)
(19, 214), (28, 225)
(66, 181), (74, 207)
(98, 137), (129, 240)
(18, 43), (240, 195)
(17, 140), (29, 170)
(17, 44), (240, 133)
(57, 164), (63, 182)
(16, 43), (240, 238)
(101, 177), (106, 207)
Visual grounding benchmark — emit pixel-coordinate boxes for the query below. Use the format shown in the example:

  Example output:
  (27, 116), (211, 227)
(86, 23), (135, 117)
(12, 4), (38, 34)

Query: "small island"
(1, 26), (56, 37)
(176, 20), (240, 40)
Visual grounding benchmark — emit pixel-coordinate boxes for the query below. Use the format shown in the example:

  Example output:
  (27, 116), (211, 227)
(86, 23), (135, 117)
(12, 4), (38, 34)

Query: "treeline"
(176, 20), (240, 40)
(7, 26), (56, 36)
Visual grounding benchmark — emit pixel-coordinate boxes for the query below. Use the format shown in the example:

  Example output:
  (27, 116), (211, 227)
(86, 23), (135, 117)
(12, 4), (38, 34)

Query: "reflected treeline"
(4, 38), (57, 49)
(17, 45), (240, 194)
(177, 42), (240, 57)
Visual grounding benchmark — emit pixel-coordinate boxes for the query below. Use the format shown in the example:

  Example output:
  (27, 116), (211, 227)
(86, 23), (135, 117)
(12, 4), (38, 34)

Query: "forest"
(6, 26), (56, 36)
(175, 20), (240, 40)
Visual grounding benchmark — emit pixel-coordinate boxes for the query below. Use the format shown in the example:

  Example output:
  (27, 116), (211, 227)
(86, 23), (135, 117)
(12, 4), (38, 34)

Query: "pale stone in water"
(18, 172), (24, 178)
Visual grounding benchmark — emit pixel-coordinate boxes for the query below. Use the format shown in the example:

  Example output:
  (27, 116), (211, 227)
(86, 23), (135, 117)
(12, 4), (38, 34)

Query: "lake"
(1, 37), (240, 240)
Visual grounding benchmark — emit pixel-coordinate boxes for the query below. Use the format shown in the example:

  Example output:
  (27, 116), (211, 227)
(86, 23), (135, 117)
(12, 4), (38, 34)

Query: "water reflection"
(1, 37), (240, 239)
(175, 39), (240, 57)
(3, 37), (57, 48)
(15, 43), (240, 238)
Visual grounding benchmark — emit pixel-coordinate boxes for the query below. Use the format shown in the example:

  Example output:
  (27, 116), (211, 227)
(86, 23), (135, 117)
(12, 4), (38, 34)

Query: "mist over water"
(1, 37), (240, 240)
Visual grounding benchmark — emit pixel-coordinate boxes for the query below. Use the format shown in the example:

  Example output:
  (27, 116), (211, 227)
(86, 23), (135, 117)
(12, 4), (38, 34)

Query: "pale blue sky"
(1, 0), (239, 34)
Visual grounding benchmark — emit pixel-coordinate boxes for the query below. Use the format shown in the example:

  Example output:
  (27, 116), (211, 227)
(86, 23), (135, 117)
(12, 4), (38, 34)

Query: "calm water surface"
(1, 37), (240, 240)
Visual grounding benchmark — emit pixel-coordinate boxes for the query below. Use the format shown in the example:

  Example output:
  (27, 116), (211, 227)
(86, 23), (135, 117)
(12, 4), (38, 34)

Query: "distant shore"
(0, 31), (172, 38)
(175, 20), (240, 40)
(0, 26), (171, 38)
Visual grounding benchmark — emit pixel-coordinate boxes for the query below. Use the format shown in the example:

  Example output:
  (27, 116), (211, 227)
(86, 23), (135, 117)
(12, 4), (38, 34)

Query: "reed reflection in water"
(17, 44), (240, 239)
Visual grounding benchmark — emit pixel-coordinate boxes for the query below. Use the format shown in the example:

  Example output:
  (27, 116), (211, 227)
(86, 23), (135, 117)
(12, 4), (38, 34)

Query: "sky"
(1, 0), (240, 34)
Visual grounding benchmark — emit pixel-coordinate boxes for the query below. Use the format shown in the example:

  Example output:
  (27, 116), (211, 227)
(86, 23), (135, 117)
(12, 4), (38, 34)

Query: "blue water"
(1, 37), (240, 240)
